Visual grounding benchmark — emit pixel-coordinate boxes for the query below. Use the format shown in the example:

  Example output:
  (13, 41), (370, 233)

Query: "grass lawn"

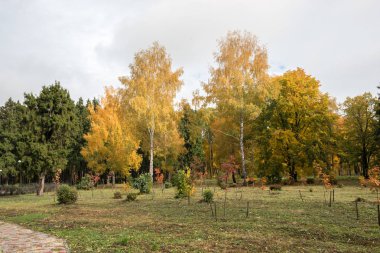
(0, 184), (379, 252)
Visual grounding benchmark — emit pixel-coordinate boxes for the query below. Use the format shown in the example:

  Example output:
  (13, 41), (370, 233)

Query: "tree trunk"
(207, 130), (214, 176)
(112, 171), (115, 186)
(239, 114), (247, 185)
(37, 172), (45, 196)
(289, 161), (297, 182)
(149, 128), (154, 180)
(361, 145), (369, 178)
(232, 171), (237, 184)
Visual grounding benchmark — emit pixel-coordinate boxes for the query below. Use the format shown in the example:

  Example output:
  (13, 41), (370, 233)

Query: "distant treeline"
(0, 31), (379, 195)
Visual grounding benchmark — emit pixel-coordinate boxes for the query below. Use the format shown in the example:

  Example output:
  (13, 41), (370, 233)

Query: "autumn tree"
(375, 85), (380, 164)
(119, 42), (183, 179)
(203, 31), (275, 184)
(342, 93), (377, 178)
(154, 109), (184, 176)
(81, 87), (141, 180)
(266, 69), (336, 181)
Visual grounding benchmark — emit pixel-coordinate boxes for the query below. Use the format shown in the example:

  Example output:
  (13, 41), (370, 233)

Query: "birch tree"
(119, 42), (183, 179)
(203, 31), (274, 184)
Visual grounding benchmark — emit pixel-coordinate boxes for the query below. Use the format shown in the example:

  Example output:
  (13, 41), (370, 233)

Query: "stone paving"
(0, 221), (69, 253)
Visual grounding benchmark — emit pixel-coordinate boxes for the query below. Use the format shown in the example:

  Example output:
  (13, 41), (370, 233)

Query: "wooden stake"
(214, 202), (217, 221)
(246, 201), (249, 218)
(333, 189), (335, 202)
(224, 191), (227, 218)
(210, 203), (214, 217)
(324, 190), (327, 205)
(377, 204), (380, 227)
(298, 190), (304, 202)
(355, 201), (359, 220)
(329, 191), (332, 207)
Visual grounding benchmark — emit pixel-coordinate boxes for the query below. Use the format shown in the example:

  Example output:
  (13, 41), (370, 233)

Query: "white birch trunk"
(149, 128), (154, 180)
(240, 114), (247, 184)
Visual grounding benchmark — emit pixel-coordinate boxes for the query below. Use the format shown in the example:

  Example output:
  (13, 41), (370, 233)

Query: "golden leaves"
(81, 87), (142, 176)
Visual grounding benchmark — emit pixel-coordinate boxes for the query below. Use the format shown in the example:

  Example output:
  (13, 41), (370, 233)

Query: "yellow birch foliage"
(81, 87), (141, 176)
(203, 31), (276, 180)
(119, 42), (183, 176)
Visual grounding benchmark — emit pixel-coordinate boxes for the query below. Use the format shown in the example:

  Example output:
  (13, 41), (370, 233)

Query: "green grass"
(0, 184), (379, 252)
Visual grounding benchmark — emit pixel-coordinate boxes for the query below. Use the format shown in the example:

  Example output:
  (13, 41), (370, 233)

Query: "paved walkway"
(0, 221), (69, 253)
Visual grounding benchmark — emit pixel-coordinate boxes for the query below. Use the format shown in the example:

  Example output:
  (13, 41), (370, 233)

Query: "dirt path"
(0, 221), (69, 253)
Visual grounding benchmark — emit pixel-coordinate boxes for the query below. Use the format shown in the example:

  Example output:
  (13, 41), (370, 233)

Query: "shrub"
(76, 174), (93, 190)
(337, 183), (344, 188)
(329, 176), (338, 185)
(229, 183), (237, 188)
(267, 174), (282, 184)
(114, 191), (122, 199)
(175, 170), (193, 198)
(57, 185), (78, 204)
(217, 177), (227, 189)
(306, 178), (315, 185)
(164, 181), (172, 189)
(282, 178), (293, 185)
(202, 189), (214, 203)
(309, 188), (313, 192)
(0, 185), (22, 196)
(126, 193), (138, 201)
(269, 185), (282, 191)
(132, 173), (152, 194)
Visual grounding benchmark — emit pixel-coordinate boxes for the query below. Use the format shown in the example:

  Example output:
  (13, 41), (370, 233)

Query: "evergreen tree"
(66, 98), (91, 184)
(0, 99), (25, 184)
(23, 82), (77, 195)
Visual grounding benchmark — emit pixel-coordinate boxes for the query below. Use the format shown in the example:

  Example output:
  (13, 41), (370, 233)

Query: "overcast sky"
(0, 0), (379, 105)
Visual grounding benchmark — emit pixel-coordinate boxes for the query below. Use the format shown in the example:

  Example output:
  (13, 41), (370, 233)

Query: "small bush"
(76, 174), (93, 190)
(132, 173), (152, 194)
(306, 178), (315, 185)
(329, 176), (338, 185)
(217, 178), (227, 189)
(57, 185), (78, 204)
(202, 189), (214, 203)
(269, 185), (282, 191)
(282, 178), (293, 185)
(175, 170), (193, 198)
(229, 183), (237, 188)
(355, 197), (366, 202)
(164, 181), (172, 189)
(114, 191), (122, 199)
(337, 183), (344, 188)
(126, 193), (138, 201)
(309, 188), (313, 192)
(171, 173), (180, 187)
(219, 182), (227, 189)
(267, 174), (282, 184)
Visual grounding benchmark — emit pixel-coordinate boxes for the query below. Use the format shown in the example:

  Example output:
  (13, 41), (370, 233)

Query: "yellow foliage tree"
(119, 42), (183, 179)
(267, 68), (336, 180)
(203, 31), (276, 184)
(81, 87), (141, 178)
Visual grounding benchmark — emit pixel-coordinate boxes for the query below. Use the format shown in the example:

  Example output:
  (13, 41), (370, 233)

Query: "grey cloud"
(0, 0), (379, 105)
